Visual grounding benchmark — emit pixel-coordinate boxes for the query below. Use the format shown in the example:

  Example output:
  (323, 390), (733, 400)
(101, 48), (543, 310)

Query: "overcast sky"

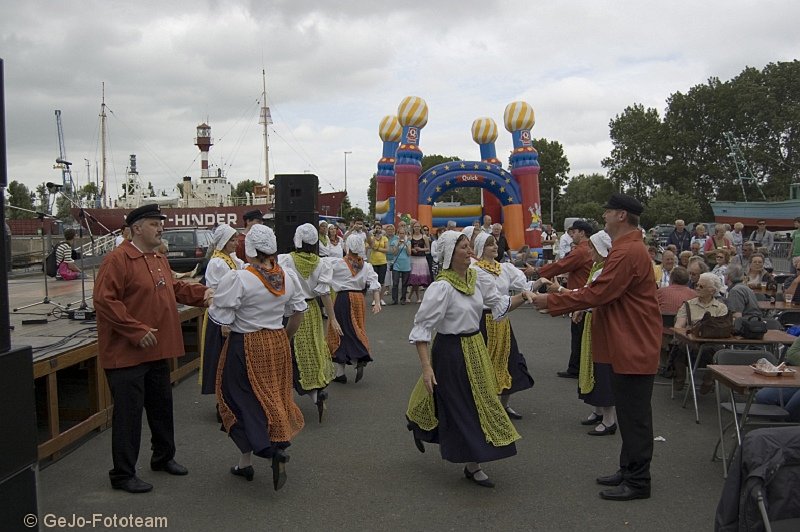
(2, 0), (799, 213)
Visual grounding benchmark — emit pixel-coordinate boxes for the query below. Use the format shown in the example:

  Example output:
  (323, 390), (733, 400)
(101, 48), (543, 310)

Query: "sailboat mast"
(259, 69), (273, 204)
(100, 82), (108, 208)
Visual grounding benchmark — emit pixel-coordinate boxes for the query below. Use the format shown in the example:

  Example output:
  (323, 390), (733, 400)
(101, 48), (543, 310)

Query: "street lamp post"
(343, 151), (352, 191)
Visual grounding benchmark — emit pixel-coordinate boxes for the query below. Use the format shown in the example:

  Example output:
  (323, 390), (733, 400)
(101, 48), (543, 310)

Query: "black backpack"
(44, 245), (58, 277)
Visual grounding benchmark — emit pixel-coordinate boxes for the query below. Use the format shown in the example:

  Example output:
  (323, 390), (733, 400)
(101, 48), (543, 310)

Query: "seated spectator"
(647, 245), (659, 264)
(674, 272), (728, 393)
(654, 250), (677, 287)
(687, 256), (709, 289)
(678, 250), (692, 268)
(731, 241), (755, 272)
(746, 253), (773, 289)
(656, 266), (696, 314)
(704, 224), (734, 261)
(755, 335), (800, 421)
(665, 244), (678, 255)
(724, 264), (761, 319)
(55, 228), (82, 280)
(691, 224), (709, 254)
(711, 248), (730, 287)
(756, 246), (774, 272)
(783, 257), (800, 302)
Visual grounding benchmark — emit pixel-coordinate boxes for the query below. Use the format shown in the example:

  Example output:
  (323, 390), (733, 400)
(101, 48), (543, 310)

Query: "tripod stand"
(12, 211), (70, 313)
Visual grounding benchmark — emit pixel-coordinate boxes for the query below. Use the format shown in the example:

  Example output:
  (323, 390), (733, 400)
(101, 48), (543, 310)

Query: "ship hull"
(711, 199), (800, 229)
(71, 205), (275, 234)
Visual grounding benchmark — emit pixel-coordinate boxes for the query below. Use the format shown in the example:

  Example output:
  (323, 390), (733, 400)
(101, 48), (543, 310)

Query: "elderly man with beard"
(531, 193), (661, 501)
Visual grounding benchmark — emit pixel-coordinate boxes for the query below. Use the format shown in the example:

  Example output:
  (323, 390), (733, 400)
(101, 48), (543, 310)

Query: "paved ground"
(38, 303), (728, 531)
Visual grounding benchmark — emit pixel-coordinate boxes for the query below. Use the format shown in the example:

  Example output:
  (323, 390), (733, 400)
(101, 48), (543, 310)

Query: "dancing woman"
(210, 224), (307, 490)
(326, 234), (382, 384)
(406, 231), (534, 487)
(278, 223), (342, 422)
(470, 232), (535, 420)
(200, 224), (244, 396)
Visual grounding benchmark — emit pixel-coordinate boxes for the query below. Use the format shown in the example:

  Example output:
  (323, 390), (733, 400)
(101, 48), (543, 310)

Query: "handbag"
(684, 301), (733, 338)
(733, 316), (768, 340)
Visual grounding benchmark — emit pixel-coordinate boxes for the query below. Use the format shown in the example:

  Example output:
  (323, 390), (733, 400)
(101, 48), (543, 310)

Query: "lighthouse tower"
(195, 123), (213, 179)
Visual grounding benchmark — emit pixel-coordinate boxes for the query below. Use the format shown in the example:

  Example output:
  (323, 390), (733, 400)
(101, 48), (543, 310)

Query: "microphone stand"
(11, 208), (70, 313)
(55, 192), (103, 314)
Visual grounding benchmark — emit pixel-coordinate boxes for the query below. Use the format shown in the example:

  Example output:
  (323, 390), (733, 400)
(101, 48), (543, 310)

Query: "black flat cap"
(126, 204), (167, 226)
(570, 220), (595, 236)
(243, 209), (264, 221)
(603, 192), (644, 216)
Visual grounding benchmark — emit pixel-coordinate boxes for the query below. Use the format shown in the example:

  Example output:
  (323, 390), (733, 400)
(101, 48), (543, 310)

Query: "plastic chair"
(712, 349), (791, 472)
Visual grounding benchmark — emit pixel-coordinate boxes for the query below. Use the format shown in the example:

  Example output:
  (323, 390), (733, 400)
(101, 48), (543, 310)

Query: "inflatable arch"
(374, 97), (542, 250)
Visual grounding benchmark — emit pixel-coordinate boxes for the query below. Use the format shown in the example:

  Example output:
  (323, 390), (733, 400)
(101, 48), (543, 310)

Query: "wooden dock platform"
(8, 274), (204, 463)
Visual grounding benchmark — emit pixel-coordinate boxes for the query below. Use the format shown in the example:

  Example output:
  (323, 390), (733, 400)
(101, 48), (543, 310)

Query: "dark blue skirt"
(201, 319), (224, 395)
(408, 332), (517, 464)
(219, 333), (288, 458)
(479, 310), (535, 396)
(578, 362), (615, 407)
(331, 291), (372, 366)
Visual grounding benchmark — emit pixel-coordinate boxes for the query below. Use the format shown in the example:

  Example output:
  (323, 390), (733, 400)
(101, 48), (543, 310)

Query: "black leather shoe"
(504, 406), (523, 420)
(587, 423), (617, 436)
(599, 484), (651, 501)
(355, 361), (366, 383)
(556, 371), (579, 379)
(112, 476), (153, 494)
(151, 459), (188, 476)
(463, 466), (494, 488)
(271, 451), (290, 491)
(581, 414), (603, 426)
(316, 390), (327, 423)
(332, 375), (347, 384)
(230, 465), (254, 481)
(596, 472), (624, 486)
(413, 434), (425, 453)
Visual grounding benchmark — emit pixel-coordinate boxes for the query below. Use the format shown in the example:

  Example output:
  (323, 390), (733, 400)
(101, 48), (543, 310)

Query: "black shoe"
(504, 406), (523, 420)
(556, 371), (579, 379)
(271, 451), (290, 491)
(463, 466), (494, 488)
(599, 484), (650, 501)
(587, 423), (617, 436)
(355, 361), (366, 383)
(596, 472), (624, 486)
(413, 434), (425, 454)
(151, 459), (188, 476)
(230, 465), (254, 481)
(112, 476), (153, 494)
(316, 390), (327, 423)
(332, 375), (347, 384)
(581, 414), (603, 426)
(389, 300), (398, 305)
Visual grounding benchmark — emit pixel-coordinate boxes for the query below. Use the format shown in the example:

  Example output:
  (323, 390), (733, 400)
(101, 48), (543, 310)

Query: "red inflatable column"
(394, 97), (428, 225)
(504, 101), (542, 249)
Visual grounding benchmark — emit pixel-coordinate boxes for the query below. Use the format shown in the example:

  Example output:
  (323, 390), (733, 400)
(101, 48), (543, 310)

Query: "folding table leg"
(682, 345), (700, 423)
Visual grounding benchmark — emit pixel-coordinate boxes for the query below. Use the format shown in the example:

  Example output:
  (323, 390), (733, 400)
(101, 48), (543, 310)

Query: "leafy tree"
(555, 173), (616, 227)
(6, 181), (35, 219)
(367, 174), (376, 218)
(533, 138), (570, 223)
(641, 189), (702, 228)
(233, 179), (260, 199)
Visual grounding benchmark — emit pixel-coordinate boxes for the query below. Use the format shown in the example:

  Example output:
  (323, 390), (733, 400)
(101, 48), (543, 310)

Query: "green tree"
(367, 174), (376, 218)
(6, 181), (35, 219)
(533, 138), (570, 223)
(233, 179), (260, 199)
(555, 173), (616, 227)
(640, 189), (702, 228)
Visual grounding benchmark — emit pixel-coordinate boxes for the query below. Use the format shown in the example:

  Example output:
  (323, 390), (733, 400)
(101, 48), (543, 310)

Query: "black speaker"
(0, 345), (38, 530)
(273, 174), (318, 212)
(0, 58), (6, 188)
(273, 211), (318, 254)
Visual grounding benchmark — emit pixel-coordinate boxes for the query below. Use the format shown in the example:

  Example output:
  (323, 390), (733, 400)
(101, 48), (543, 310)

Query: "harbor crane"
(724, 131), (767, 202)
(54, 110), (76, 197)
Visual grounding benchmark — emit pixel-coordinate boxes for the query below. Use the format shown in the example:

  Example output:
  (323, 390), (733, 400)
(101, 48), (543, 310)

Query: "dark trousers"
(392, 270), (410, 302)
(610, 372), (655, 490)
(105, 359), (176, 483)
(567, 319), (582, 375)
(373, 264), (387, 285)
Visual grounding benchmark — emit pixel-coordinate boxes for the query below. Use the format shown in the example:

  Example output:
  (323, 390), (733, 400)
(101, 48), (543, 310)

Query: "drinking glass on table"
(786, 292), (794, 305)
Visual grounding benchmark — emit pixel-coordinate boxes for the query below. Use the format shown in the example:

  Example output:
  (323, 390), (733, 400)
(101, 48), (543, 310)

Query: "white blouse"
(325, 256), (381, 292)
(204, 255), (245, 290)
(408, 279), (511, 344)
(209, 267), (307, 333)
(278, 253), (333, 299)
(470, 262), (528, 316)
(325, 241), (344, 259)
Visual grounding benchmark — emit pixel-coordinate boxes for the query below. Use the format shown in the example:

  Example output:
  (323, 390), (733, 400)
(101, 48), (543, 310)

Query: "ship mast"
(259, 69), (273, 204)
(100, 82), (108, 208)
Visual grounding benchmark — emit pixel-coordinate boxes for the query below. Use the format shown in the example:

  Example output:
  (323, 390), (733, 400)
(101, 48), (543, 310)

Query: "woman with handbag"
(673, 272), (729, 394)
